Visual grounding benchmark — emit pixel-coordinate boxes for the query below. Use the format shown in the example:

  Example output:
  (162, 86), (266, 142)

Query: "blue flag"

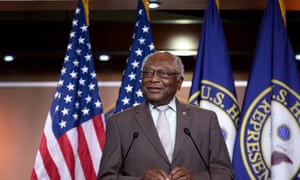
(233, 0), (300, 179)
(115, 0), (155, 113)
(188, 0), (239, 160)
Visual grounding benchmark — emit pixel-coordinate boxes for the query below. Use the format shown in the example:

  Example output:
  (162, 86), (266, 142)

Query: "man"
(98, 51), (234, 180)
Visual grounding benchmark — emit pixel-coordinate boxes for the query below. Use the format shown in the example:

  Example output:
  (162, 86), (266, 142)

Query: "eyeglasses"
(142, 69), (179, 79)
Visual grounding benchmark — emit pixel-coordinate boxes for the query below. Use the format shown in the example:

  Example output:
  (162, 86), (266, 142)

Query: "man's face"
(141, 53), (183, 106)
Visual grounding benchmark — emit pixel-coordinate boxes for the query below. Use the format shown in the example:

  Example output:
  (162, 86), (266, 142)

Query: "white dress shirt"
(149, 97), (177, 155)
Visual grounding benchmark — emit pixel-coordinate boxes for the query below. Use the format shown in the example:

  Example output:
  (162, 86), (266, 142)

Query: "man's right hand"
(143, 169), (170, 180)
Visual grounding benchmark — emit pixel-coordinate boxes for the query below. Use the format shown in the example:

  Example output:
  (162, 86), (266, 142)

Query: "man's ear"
(177, 77), (184, 90)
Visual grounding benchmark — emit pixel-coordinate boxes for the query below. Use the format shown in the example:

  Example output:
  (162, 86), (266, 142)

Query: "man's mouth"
(147, 87), (161, 92)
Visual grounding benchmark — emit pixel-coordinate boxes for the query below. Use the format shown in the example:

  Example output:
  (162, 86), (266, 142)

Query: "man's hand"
(143, 169), (170, 180)
(169, 166), (193, 180)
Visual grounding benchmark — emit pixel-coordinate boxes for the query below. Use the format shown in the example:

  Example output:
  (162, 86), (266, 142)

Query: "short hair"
(141, 51), (184, 80)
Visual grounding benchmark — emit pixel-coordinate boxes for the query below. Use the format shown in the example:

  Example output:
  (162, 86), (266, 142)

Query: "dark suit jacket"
(98, 100), (234, 180)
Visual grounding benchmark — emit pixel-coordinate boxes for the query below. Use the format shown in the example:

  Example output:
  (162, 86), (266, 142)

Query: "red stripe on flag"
(39, 134), (60, 179)
(78, 125), (97, 179)
(93, 115), (106, 150)
(57, 134), (75, 180)
(30, 169), (38, 180)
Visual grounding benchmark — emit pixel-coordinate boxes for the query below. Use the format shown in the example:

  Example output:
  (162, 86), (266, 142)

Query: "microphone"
(117, 132), (139, 178)
(183, 128), (212, 180)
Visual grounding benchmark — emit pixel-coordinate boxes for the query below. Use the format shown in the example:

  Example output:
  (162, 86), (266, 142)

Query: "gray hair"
(141, 51), (184, 80)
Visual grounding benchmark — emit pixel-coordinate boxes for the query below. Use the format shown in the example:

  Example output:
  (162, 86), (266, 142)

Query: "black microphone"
(183, 128), (212, 180)
(117, 132), (139, 178)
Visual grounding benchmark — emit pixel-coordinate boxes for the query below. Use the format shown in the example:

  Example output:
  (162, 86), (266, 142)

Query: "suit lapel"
(134, 103), (170, 163)
(172, 101), (192, 162)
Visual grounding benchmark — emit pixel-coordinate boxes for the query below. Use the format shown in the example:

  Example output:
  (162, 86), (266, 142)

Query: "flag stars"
(81, 66), (89, 73)
(55, 92), (62, 99)
(66, 83), (75, 91)
(87, 43), (92, 49)
(95, 100), (102, 108)
(85, 54), (92, 61)
(64, 95), (72, 103)
(122, 97), (130, 105)
(128, 72), (136, 80)
(135, 48), (143, 56)
(75, 7), (80, 14)
(85, 95), (92, 103)
(136, 89), (143, 97)
(131, 60), (139, 69)
(135, 21), (140, 28)
(88, 83), (96, 90)
(67, 43), (72, 50)
(80, 25), (88, 32)
(125, 84), (133, 93)
(54, 92), (60, 99)
(61, 108), (69, 116)
(78, 36), (85, 44)
(91, 71), (97, 78)
(55, 105), (59, 112)
(60, 68), (67, 76)
(39, 1), (105, 143)
(76, 49), (82, 55)
(79, 78), (85, 85)
(133, 101), (140, 107)
(82, 107), (90, 115)
(75, 102), (80, 109)
(138, 37), (146, 45)
(58, 80), (64, 87)
(132, 33), (136, 39)
(77, 90), (83, 97)
(70, 71), (78, 78)
(64, 56), (70, 62)
(149, 43), (155, 51)
(70, 31), (75, 38)
(59, 120), (67, 129)
(72, 113), (79, 121)
(72, 19), (78, 26)
(142, 25), (149, 33)
(138, 9), (143, 15)
(109, 0), (154, 113)
(73, 60), (79, 66)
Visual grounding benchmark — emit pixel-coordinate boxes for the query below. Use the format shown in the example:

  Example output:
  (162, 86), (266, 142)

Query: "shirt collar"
(149, 97), (176, 112)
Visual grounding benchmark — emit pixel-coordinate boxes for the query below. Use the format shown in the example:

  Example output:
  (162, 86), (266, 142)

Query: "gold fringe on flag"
(82, 0), (90, 26)
(279, 0), (286, 27)
(215, 0), (220, 12)
(142, 0), (151, 20)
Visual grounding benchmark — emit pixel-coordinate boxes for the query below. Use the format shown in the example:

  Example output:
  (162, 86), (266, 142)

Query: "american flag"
(31, 0), (106, 179)
(115, 0), (155, 113)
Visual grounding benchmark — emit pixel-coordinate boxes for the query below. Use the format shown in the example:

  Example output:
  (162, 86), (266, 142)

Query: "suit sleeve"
(97, 116), (143, 180)
(97, 117), (122, 179)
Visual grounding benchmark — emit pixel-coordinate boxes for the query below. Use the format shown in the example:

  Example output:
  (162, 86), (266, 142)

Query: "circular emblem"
(196, 80), (240, 159)
(240, 80), (300, 179)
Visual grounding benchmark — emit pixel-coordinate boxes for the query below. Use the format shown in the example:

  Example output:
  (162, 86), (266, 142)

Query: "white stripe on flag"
(81, 118), (102, 173)
(44, 113), (72, 179)
(66, 128), (85, 180)
(33, 151), (50, 180)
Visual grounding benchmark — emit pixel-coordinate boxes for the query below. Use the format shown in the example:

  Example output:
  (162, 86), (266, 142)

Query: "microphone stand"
(183, 128), (212, 180)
